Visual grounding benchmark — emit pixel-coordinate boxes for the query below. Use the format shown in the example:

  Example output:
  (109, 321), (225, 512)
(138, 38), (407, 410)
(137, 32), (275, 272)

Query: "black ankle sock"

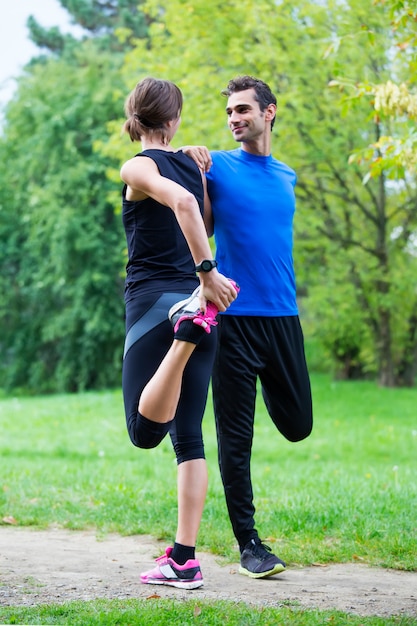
(171, 542), (195, 565)
(174, 319), (205, 344)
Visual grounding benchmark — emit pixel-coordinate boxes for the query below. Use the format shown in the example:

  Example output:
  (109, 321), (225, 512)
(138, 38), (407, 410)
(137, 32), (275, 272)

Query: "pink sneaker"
(168, 280), (240, 335)
(140, 546), (203, 589)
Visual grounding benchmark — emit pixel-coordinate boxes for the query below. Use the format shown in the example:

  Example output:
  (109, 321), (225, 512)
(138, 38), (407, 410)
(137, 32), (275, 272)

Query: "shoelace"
(155, 550), (171, 564)
(196, 314), (218, 327)
(192, 312), (218, 333)
(250, 539), (273, 560)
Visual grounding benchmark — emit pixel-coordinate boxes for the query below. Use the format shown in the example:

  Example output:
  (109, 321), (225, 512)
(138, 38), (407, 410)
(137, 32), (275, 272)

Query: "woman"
(120, 77), (238, 590)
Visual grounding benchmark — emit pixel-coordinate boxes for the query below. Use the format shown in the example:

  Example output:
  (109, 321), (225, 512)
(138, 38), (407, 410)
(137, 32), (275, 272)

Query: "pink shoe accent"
(173, 314), (198, 334)
(192, 301), (220, 334)
(140, 546), (203, 590)
(169, 280), (240, 335)
(192, 279), (240, 334)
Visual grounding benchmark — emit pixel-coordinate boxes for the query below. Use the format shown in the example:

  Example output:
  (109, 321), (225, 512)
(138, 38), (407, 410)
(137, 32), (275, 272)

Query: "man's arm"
(182, 146), (214, 237)
(202, 173), (214, 238)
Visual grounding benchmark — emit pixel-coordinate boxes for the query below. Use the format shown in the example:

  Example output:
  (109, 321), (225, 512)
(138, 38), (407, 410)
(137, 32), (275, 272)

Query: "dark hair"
(123, 77), (183, 143)
(222, 75), (277, 129)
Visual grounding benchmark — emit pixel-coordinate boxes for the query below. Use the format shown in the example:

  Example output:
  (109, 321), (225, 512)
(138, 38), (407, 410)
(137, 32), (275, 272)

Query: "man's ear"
(265, 103), (277, 123)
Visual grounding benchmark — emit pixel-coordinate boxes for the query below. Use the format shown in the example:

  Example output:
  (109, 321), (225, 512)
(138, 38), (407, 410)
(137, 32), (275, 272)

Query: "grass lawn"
(2, 599), (416, 626)
(0, 373), (416, 624)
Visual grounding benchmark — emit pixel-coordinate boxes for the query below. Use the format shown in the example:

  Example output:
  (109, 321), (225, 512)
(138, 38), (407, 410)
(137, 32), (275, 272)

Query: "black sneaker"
(239, 538), (286, 579)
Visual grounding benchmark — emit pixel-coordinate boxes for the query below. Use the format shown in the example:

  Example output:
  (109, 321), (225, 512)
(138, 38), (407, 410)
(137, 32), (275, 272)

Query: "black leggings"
(212, 315), (313, 548)
(122, 291), (217, 464)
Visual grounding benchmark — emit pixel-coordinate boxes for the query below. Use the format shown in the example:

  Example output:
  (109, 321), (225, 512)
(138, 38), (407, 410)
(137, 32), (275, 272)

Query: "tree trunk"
(395, 309), (417, 387)
(377, 308), (396, 387)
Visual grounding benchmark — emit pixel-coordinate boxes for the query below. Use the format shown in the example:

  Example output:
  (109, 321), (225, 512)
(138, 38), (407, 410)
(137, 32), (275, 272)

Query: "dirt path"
(0, 528), (416, 618)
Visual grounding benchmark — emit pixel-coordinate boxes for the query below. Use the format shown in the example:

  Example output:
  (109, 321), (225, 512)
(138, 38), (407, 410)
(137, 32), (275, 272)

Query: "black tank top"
(122, 149), (202, 299)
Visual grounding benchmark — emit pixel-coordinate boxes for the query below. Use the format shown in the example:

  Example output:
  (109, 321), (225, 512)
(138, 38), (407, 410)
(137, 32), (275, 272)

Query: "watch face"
(196, 259), (217, 272)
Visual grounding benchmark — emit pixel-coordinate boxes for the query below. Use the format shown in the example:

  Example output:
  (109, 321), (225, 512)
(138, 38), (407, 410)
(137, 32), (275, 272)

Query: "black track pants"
(212, 315), (313, 548)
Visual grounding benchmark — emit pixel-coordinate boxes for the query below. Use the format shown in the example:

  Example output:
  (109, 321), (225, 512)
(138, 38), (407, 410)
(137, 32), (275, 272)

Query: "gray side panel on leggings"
(123, 292), (185, 359)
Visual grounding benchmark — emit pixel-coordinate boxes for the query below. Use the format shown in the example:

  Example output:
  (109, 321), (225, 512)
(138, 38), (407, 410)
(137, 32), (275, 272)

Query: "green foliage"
(0, 43), (127, 392)
(1, 0), (417, 390)
(320, 0), (417, 385)
(0, 1), (156, 393)
(28, 0), (148, 50)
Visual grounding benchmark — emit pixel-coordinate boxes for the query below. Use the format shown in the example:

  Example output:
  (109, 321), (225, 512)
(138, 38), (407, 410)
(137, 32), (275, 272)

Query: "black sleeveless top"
(122, 149), (202, 299)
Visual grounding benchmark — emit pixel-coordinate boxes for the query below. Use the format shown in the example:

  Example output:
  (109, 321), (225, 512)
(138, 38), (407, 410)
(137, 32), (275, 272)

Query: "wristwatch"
(195, 259), (218, 272)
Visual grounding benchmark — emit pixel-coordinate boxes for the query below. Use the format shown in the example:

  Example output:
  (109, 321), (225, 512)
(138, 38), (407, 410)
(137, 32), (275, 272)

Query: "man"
(189, 75), (313, 579)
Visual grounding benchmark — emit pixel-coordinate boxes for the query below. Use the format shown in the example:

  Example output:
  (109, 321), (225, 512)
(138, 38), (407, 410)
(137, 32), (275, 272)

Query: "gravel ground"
(1, 527), (416, 618)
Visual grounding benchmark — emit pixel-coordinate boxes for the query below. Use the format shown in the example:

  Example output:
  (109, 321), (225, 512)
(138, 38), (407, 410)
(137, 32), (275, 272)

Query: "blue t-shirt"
(206, 148), (298, 316)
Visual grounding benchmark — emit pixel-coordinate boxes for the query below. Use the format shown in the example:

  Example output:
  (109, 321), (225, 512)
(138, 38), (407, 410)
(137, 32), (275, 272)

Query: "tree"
(0, 1), (151, 392)
(330, 0), (417, 177)
(323, 0), (417, 385)
(2, 0), (415, 389)
(27, 0), (148, 51)
(109, 0), (417, 386)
